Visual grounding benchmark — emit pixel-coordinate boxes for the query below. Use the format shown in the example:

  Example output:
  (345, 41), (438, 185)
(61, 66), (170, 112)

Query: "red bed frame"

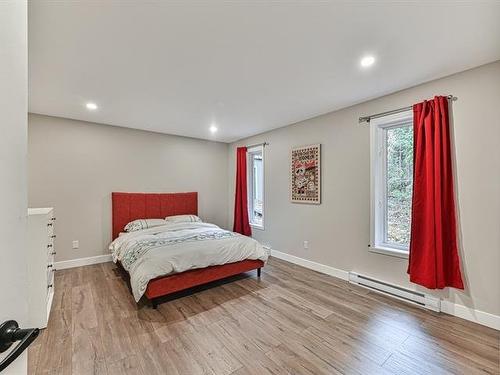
(112, 192), (264, 308)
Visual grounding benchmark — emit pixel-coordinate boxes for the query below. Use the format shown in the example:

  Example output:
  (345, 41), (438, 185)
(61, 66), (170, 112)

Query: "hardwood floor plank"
(71, 284), (98, 331)
(304, 325), (392, 366)
(382, 351), (454, 375)
(154, 302), (199, 344)
(400, 332), (500, 374)
(98, 318), (138, 364)
(28, 340), (41, 375)
(135, 350), (179, 375)
(36, 366), (72, 375)
(179, 325), (243, 375)
(228, 366), (257, 375)
(159, 336), (215, 375)
(52, 272), (73, 311)
(72, 360), (108, 375)
(325, 311), (411, 351)
(266, 343), (342, 375)
(36, 309), (72, 373)
(106, 355), (144, 375)
(242, 282), (335, 319)
(396, 335), (492, 375)
(207, 321), (288, 375)
(71, 326), (105, 366)
(220, 309), (282, 353)
(29, 257), (499, 375)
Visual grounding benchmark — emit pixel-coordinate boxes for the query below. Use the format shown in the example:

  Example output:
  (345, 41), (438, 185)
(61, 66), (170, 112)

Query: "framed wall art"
(290, 144), (321, 204)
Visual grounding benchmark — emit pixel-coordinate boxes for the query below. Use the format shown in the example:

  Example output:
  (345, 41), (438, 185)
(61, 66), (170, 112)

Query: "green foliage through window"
(385, 125), (413, 246)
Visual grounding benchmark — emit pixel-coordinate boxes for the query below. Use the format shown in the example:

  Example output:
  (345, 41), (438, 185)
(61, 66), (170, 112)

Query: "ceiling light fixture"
(360, 55), (375, 68)
(209, 125), (218, 133)
(86, 102), (98, 110)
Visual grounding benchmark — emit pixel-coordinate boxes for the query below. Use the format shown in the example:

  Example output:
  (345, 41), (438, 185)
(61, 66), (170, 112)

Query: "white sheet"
(109, 222), (268, 301)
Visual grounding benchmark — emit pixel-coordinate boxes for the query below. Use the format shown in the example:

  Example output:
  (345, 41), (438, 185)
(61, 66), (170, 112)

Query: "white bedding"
(109, 221), (268, 301)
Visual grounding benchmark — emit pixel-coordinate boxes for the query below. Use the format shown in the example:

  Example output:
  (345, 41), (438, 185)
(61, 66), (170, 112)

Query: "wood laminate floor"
(28, 257), (499, 375)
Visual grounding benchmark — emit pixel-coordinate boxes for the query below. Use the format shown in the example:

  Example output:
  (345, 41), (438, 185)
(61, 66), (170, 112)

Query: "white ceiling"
(29, 1), (500, 143)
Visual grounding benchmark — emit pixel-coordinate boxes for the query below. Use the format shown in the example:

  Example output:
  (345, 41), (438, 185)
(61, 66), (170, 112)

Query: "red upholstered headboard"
(112, 192), (198, 240)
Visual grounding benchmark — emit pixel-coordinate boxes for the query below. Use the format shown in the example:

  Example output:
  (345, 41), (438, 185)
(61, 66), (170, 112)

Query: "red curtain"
(233, 147), (252, 236)
(408, 96), (464, 289)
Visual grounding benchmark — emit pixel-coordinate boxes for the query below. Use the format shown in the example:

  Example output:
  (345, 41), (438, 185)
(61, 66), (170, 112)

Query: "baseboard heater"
(348, 272), (440, 312)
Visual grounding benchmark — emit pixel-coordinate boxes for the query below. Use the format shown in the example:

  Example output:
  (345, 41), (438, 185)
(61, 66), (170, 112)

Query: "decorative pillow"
(165, 214), (202, 223)
(124, 218), (167, 232)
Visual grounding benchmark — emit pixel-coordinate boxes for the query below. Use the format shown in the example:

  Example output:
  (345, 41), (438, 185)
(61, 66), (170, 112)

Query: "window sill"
(369, 245), (409, 259)
(250, 223), (264, 231)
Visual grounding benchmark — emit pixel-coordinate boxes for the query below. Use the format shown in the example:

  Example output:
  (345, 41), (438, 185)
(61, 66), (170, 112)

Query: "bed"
(110, 192), (267, 308)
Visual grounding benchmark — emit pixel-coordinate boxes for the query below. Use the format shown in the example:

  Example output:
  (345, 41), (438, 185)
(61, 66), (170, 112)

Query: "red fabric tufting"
(111, 192), (197, 240)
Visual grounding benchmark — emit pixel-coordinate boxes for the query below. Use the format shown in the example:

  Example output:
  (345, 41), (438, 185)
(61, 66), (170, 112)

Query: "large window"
(370, 110), (413, 258)
(247, 145), (264, 229)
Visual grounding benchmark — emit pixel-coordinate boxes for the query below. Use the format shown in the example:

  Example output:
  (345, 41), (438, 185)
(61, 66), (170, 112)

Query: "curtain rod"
(246, 142), (269, 148)
(359, 95), (456, 124)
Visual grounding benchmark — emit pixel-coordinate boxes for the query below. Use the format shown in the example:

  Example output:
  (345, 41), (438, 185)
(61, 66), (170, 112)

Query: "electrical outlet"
(303, 240), (309, 249)
(72, 240), (79, 249)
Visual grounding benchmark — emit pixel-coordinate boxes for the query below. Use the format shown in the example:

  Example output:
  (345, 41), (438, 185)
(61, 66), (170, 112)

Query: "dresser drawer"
(47, 269), (54, 298)
(46, 220), (55, 237)
(47, 249), (55, 266)
(46, 263), (54, 280)
(46, 219), (55, 260)
(28, 207), (56, 328)
(47, 241), (55, 255)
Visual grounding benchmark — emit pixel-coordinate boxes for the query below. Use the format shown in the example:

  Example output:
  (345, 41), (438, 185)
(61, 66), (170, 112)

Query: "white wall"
(0, 1), (29, 373)
(27, 62), (500, 322)
(228, 61), (500, 317)
(28, 114), (229, 262)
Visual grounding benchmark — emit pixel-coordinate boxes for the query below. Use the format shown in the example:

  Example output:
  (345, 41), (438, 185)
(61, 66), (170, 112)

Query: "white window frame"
(370, 110), (413, 259)
(247, 145), (265, 230)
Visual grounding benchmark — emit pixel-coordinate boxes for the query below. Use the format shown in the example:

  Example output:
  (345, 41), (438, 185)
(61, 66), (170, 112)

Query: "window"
(370, 110), (413, 258)
(247, 145), (264, 229)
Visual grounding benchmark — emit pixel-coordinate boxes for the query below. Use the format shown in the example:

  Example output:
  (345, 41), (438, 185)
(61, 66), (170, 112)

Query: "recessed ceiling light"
(209, 125), (218, 133)
(360, 55), (375, 68)
(86, 102), (98, 110)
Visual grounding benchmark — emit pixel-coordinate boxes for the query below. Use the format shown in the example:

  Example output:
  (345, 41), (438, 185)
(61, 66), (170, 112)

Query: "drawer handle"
(51, 235), (56, 239)
(47, 265), (53, 269)
(47, 223), (53, 227)
(47, 244), (53, 248)
(51, 251), (56, 255)
(47, 284), (53, 289)
(51, 218), (56, 221)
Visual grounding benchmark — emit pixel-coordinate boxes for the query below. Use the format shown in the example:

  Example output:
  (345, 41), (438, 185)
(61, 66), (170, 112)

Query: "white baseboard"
(441, 300), (500, 330)
(55, 254), (112, 270)
(271, 249), (349, 281)
(270, 249), (499, 330)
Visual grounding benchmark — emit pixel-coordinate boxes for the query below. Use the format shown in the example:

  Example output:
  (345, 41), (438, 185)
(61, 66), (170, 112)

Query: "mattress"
(109, 221), (268, 301)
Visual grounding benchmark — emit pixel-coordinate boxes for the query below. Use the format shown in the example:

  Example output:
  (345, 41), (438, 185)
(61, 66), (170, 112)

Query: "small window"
(370, 110), (413, 258)
(247, 146), (264, 229)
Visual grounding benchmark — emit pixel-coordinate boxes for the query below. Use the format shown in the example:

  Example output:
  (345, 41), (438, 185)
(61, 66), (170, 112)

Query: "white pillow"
(124, 218), (167, 232)
(165, 214), (202, 223)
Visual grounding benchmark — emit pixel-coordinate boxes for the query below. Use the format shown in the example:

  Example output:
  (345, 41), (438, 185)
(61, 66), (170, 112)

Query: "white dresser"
(27, 207), (56, 328)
